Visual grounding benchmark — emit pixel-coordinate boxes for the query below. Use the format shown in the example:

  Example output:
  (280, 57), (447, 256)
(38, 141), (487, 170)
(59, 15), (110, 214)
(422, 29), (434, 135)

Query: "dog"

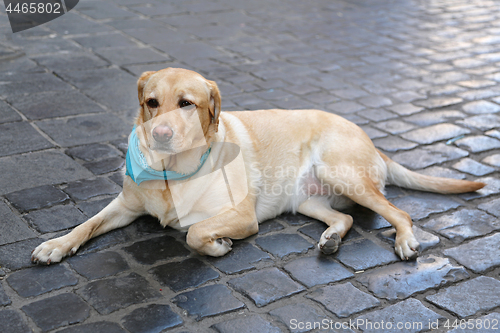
(31, 67), (485, 264)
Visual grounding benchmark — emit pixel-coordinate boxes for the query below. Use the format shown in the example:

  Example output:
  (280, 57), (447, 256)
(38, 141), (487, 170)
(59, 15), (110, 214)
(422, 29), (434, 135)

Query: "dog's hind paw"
(395, 233), (420, 260)
(318, 232), (341, 255)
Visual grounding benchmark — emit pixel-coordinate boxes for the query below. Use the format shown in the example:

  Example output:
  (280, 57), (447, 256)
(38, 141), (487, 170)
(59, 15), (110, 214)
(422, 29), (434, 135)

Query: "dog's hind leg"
(31, 192), (143, 265)
(298, 196), (353, 254)
(338, 177), (419, 260)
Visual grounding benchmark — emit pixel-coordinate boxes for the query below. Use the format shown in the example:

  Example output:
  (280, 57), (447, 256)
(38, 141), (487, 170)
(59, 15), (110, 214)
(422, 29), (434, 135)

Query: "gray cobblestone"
(355, 298), (443, 333)
(357, 255), (468, 300)
(444, 233), (500, 272)
(7, 265), (78, 298)
(307, 282), (380, 318)
(426, 277), (500, 318)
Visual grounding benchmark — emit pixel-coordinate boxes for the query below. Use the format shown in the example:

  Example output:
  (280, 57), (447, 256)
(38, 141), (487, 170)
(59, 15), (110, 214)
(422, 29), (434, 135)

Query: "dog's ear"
(206, 79), (221, 132)
(137, 71), (155, 105)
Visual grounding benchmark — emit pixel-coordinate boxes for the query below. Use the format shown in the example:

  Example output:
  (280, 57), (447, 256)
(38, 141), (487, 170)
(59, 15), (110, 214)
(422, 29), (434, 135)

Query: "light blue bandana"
(125, 126), (211, 185)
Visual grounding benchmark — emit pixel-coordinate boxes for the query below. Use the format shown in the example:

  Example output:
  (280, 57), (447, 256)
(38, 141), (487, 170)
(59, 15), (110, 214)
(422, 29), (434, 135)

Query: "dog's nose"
(152, 125), (173, 143)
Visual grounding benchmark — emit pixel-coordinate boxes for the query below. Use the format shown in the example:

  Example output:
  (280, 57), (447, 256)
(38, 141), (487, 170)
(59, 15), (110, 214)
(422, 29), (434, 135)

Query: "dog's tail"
(378, 150), (485, 194)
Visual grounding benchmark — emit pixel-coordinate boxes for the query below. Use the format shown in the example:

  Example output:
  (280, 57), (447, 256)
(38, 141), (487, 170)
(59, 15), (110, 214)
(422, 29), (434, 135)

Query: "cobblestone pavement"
(0, 0), (500, 332)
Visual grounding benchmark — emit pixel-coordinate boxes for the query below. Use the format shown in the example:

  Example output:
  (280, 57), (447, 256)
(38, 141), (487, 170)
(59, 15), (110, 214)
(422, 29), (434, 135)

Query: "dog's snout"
(152, 125), (173, 143)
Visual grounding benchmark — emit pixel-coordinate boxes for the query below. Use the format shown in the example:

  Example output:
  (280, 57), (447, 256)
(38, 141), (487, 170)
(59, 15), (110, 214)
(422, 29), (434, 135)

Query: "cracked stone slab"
(357, 255), (468, 300)
(307, 282), (380, 318)
(284, 255), (353, 288)
(444, 232), (500, 272)
(422, 209), (499, 243)
(228, 267), (305, 307)
(355, 298), (443, 333)
(172, 285), (245, 321)
(426, 276), (500, 318)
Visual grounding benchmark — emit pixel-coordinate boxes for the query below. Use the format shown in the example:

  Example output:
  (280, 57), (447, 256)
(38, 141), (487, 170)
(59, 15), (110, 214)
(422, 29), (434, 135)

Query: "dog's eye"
(147, 99), (159, 108)
(179, 100), (193, 108)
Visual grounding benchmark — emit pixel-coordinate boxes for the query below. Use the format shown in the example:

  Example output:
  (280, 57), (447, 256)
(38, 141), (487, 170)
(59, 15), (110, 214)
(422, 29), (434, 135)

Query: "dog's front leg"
(186, 199), (258, 257)
(31, 192), (143, 264)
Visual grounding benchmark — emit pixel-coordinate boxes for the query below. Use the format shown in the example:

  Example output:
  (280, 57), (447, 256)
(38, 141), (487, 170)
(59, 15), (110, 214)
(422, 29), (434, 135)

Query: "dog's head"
(135, 68), (221, 171)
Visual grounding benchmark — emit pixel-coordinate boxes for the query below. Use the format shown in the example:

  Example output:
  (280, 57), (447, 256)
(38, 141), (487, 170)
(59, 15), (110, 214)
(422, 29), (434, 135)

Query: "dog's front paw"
(395, 233), (420, 260)
(194, 237), (233, 257)
(318, 230), (341, 255)
(31, 237), (78, 265)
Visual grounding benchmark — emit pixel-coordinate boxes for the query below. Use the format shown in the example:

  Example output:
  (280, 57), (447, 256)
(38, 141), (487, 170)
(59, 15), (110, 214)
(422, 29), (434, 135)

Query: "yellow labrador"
(32, 68), (484, 264)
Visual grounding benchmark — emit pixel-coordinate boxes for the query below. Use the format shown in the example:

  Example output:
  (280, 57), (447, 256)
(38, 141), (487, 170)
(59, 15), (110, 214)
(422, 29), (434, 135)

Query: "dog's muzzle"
(152, 125), (173, 143)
